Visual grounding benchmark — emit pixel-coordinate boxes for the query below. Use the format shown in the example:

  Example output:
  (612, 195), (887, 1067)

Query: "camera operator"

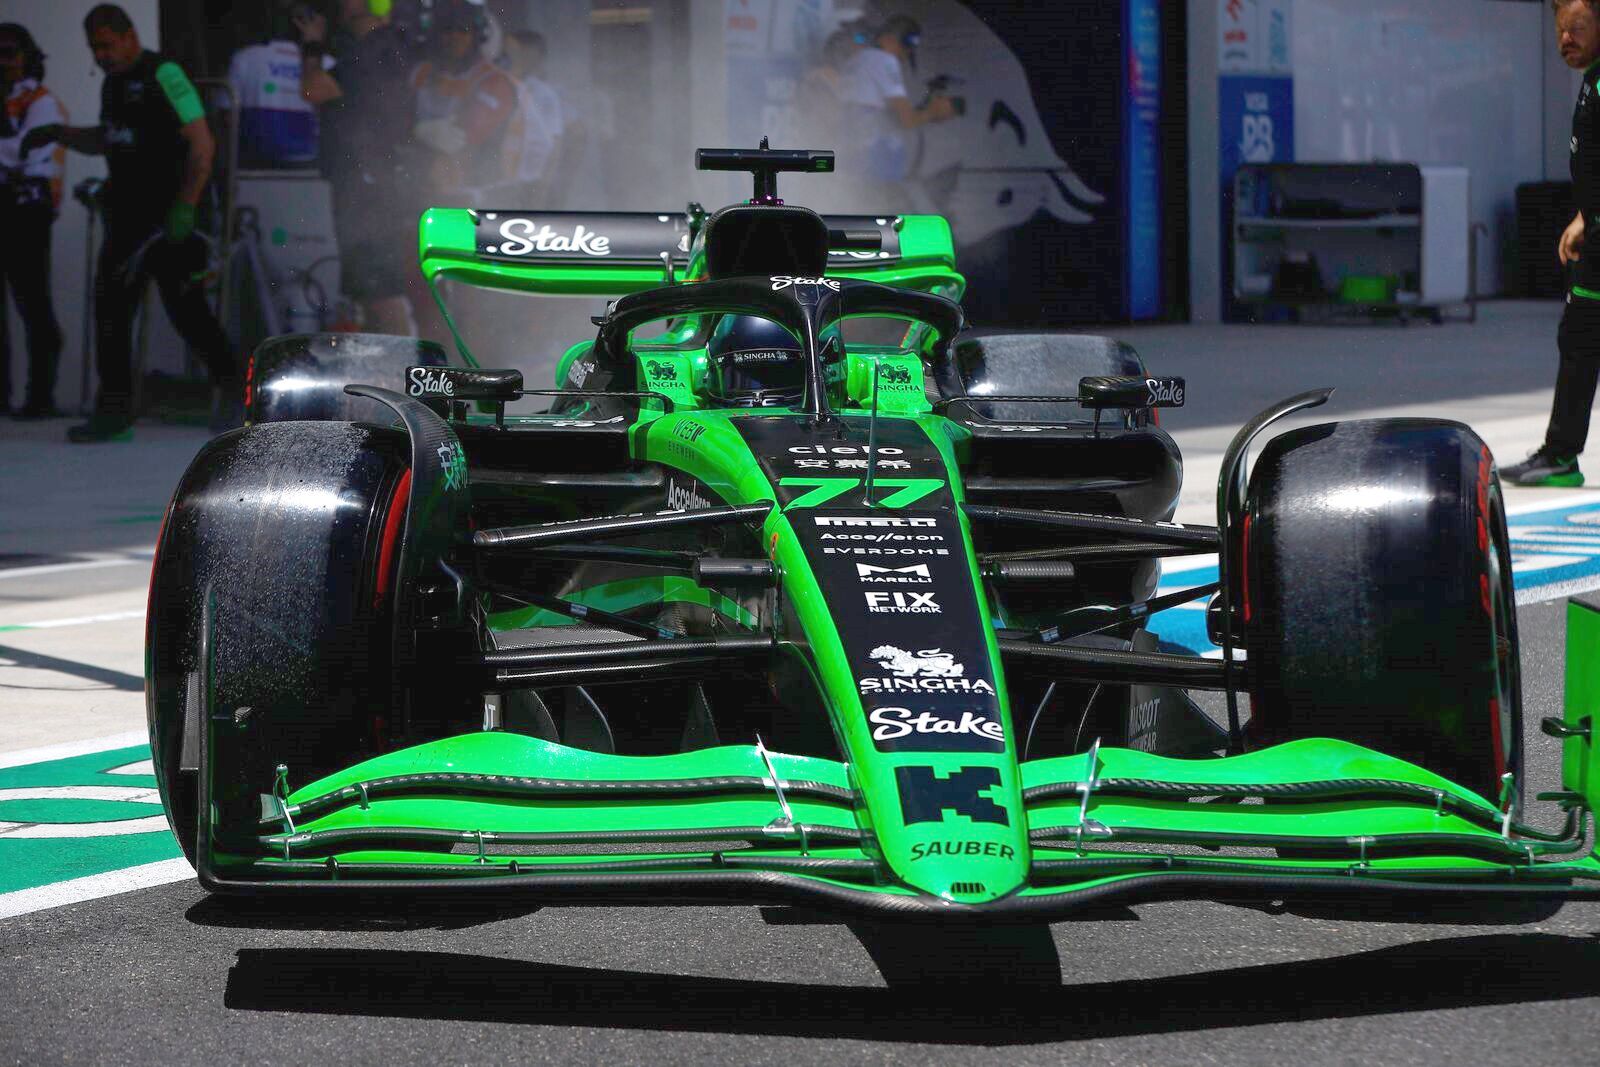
(297, 0), (419, 336)
(0, 22), (65, 419)
(23, 4), (238, 442)
(837, 15), (957, 195)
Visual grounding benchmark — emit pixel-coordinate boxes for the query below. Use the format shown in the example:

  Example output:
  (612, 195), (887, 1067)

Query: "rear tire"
(1243, 419), (1521, 803)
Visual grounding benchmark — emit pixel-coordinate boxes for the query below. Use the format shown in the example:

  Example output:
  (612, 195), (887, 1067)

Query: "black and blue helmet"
(705, 315), (806, 408)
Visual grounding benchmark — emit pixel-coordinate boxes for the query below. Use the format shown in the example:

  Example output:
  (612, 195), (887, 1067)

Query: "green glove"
(164, 201), (196, 242)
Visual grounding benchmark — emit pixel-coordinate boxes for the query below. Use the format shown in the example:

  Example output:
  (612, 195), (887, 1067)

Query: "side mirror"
(1078, 375), (1186, 409)
(405, 366), (523, 403)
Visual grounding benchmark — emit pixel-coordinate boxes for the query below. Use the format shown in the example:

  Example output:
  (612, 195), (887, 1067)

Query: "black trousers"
(0, 205), (64, 409)
(93, 224), (235, 419)
(1547, 295), (1600, 457)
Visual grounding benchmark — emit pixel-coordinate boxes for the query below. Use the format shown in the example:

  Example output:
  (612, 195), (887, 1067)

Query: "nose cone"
(881, 761), (1030, 903)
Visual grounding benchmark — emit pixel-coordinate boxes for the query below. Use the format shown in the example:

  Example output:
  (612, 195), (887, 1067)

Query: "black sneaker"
(67, 415), (134, 443)
(1503, 447), (1584, 487)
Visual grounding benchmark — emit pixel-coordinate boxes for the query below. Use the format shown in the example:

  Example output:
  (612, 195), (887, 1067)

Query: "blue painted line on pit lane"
(1149, 496), (1600, 654)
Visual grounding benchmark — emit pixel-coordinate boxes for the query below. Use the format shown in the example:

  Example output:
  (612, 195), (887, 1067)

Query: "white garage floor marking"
(0, 857), (192, 921)
(0, 731), (150, 771)
(0, 552), (153, 581)
(0, 609), (146, 633)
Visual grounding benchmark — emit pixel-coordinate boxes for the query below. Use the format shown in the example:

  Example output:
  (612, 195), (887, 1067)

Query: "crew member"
(1508, 0), (1600, 485)
(836, 15), (956, 195)
(296, 0), (418, 336)
(228, 0), (318, 168)
(500, 30), (564, 204)
(24, 4), (238, 442)
(410, 0), (517, 201)
(0, 22), (65, 419)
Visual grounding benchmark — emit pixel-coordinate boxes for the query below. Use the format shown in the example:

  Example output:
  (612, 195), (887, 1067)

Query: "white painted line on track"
(0, 553), (153, 581)
(0, 731), (149, 770)
(0, 815), (171, 839)
(0, 609), (145, 632)
(0, 857), (192, 921)
(106, 759), (154, 776)
(1517, 572), (1600, 607)
(1506, 491), (1600, 515)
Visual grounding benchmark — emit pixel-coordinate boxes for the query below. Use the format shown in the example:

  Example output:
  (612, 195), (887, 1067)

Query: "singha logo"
(646, 360), (677, 382)
(870, 646), (964, 678)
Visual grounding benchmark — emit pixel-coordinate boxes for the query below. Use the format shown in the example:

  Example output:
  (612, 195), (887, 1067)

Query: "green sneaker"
(1503, 448), (1584, 487)
(66, 416), (134, 443)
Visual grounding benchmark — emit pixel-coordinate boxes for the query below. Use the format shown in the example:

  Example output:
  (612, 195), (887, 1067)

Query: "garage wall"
(1189, 0), (1573, 320)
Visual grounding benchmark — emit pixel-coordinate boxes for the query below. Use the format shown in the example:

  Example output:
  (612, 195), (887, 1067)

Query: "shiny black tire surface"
(146, 421), (411, 862)
(1244, 418), (1522, 803)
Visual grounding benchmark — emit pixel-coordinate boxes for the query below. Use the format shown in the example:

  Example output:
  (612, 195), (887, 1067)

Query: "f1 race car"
(146, 145), (1600, 916)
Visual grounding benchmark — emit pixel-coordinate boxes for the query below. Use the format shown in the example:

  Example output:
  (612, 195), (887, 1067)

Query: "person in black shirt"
(23, 4), (237, 442)
(297, 0), (419, 336)
(1508, 1), (1600, 485)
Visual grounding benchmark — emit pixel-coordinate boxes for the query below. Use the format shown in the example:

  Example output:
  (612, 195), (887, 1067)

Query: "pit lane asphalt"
(0, 598), (1595, 1067)
(5, 301), (1600, 1064)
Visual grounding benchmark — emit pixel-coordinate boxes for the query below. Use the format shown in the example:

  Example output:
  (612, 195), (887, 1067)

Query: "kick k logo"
(895, 765), (1009, 827)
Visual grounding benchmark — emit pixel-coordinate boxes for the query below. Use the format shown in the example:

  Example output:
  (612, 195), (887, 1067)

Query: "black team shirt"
(100, 49), (204, 237)
(1573, 59), (1600, 298)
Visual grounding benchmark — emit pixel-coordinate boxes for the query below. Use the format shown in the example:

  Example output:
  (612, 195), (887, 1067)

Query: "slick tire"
(1243, 419), (1521, 804)
(146, 421), (413, 865)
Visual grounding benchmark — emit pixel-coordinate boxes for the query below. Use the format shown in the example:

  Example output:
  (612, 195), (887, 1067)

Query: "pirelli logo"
(813, 516), (938, 528)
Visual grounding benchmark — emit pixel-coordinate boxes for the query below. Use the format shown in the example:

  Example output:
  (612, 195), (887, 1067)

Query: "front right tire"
(1243, 418), (1521, 804)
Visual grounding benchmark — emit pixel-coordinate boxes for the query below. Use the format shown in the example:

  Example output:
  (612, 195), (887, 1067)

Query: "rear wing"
(417, 207), (965, 299)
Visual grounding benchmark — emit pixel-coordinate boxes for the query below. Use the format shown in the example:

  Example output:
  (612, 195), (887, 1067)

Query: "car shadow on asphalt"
(220, 932), (1600, 1043)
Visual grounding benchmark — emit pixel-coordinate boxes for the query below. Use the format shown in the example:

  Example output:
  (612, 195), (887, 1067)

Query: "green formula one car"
(146, 145), (1600, 915)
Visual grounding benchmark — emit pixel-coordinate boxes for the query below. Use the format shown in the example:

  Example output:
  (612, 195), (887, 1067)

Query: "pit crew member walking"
(1509, 0), (1600, 486)
(24, 4), (238, 442)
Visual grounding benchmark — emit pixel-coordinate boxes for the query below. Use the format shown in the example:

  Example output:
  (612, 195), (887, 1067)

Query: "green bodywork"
(229, 206), (1600, 912)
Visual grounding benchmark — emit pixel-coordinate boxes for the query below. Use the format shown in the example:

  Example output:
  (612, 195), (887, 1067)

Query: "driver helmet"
(705, 315), (806, 408)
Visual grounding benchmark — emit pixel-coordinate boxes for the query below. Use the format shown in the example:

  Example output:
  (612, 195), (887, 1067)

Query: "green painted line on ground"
(0, 744), (179, 896)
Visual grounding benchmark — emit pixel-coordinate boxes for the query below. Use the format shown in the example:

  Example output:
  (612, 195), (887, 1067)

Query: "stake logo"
(896, 766), (1009, 827)
(865, 591), (940, 614)
(1146, 377), (1185, 406)
(770, 275), (840, 291)
(869, 706), (1005, 744)
(490, 218), (611, 257)
(407, 366), (454, 398)
(855, 563), (933, 584)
